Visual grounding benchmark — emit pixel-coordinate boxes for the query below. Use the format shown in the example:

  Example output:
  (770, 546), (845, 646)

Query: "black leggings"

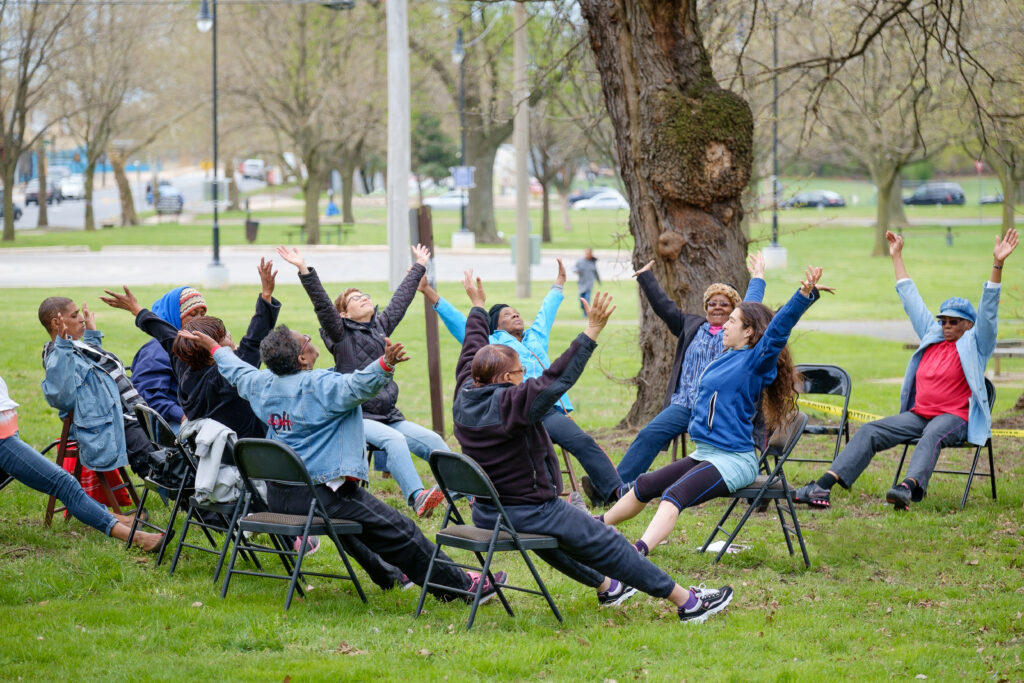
(633, 456), (730, 511)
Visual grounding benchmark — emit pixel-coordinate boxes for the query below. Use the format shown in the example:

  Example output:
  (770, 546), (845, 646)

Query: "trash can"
(245, 219), (259, 244)
(509, 234), (541, 265)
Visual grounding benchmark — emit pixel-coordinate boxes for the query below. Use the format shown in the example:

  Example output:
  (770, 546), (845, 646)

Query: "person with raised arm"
(451, 272), (734, 624)
(601, 267), (823, 556)
(795, 229), (1018, 510)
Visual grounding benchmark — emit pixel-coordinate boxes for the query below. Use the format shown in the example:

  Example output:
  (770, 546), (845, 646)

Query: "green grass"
(2, 224), (1024, 679)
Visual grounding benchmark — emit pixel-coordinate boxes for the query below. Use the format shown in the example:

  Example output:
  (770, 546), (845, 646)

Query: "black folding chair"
(167, 428), (258, 584)
(0, 467), (13, 492)
(221, 438), (367, 610)
(131, 405), (189, 564)
(416, 449), (562, 630)
(892, 378), (997, 510)
(700, 412), (811, 568)
(790, 364), (852, 464)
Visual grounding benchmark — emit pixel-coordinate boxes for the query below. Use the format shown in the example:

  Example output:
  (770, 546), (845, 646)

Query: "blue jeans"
(471, 497), (676, 598)
(0, 433), (116, 535)
(364, 419), (447, 505)
(579, 289), (592, 317)
(616, 404), (691, 484)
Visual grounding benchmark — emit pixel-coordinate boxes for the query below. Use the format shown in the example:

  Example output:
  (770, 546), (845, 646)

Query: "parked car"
(568, 187), (609, 205)
(48, 165), (72, 183)
(423, 190), (468, 210)
(0, 190), (23, 221)
(24, 179), (62, 205)
(59, 174), (85, 200)
(979, 192), (1004, 205)
(903, 182), (965, 206)
(781, 189), (846, 208)
(155, 185), (185, 215)
(572, 190), (629, 210)
(241, 159), (266, 180)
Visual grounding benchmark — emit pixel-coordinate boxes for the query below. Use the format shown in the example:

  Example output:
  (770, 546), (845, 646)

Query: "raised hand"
(799, 266), (824, 297)
(462, 268), (486, 308)
(994, 227), (1018, 263)
(176, 329), (219, 352)
(582, 290), (616, 341)
(100, 286), (142, 316)
(632, 259), (655, 278)
(52, 312), (70, 339)
(554, 258), (567, 287)
(275, 245), (308, 274)
(411, 243), (431, 266)
(747, 251), (765, 279)
(81, 302), (96, 330)
(885, 230), (904, 259)
(258, 257), (278, 301)
(383, 337), (410, 367)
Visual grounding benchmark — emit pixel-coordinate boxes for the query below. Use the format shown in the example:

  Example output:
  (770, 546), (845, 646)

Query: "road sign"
(451, 165), (475, 190)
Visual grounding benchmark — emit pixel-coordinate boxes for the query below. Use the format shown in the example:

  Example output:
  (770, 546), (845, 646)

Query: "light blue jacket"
(41, 331), (128, 471)
(211, 348), (391, 484)
(897, 279), (999, 446)
(434, 285), (574, 412)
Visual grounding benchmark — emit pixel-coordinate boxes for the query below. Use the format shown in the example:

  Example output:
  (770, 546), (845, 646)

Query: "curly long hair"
(173, 316), (227, 370)
(736, 302), (801, 433)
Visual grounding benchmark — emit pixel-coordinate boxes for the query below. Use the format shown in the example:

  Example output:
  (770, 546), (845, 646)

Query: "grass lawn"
(2, 219), (1024, 679)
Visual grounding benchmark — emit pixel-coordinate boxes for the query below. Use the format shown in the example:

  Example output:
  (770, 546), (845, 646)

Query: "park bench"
(285, 222), (353, 245)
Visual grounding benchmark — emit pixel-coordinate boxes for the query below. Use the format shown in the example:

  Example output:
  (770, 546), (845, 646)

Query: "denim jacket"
(897, 279), (999, 446)
(211, 348), (391, 483)
(434, 285), (574, 412)
(41, 331), (128, 471)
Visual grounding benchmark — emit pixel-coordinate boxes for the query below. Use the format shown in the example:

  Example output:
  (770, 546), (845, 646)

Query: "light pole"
(197, 0), (228, 286)
(451, 28), (468, 234)
(764, 9), (788, 270)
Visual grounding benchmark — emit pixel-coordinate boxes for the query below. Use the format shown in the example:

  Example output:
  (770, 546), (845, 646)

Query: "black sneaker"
(793, 482), (831, 509)
(597, 580), (638, 607)
(465, 570), (507, 605)
(580, 475), (601, 507)
(678, 584), (734, 624)
(885, 483), (912, 511)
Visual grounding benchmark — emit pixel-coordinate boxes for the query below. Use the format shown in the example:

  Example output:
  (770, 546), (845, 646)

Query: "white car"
(423, 190), (468, 210)
(241, 159), (265, 180)
(571, 190), (629, 210)
(59, 174), (86, 200)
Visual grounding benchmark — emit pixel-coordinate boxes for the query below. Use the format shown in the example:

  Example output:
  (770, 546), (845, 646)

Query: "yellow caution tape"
(796, 398), (1024, 438)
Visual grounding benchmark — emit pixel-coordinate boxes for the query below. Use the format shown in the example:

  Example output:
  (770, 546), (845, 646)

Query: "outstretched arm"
(280, 246), (347, 343)
(990, 227), (1018, 285)
(751, 266), (822, 375)
(102, 286), (178, 352)
(886, 231), (910, 281)
(633, 260), (688, 336)
(377, 244), (430, 334)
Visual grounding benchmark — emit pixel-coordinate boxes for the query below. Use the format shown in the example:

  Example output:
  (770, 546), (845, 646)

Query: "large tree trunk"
(303, 171), (322, 244)
(37, 139), (49, 228)
(888, 175), (908, 227)
(83, 161), (98, 231)
(225, 158), (240, 212)
(559, 190), (572, 233)
(540, 183), (552, 243)
(340, 154), (357, 224)
(989, 155), (1018, 236)
(110, 153), (138, 226)
(580, 0), (753, 427)
(870, 163), (899, 256)
(1, 164), (17, 241)
(466, 128), (506, 243)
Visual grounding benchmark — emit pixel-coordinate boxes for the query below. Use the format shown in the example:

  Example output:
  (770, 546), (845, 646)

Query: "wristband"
(379, 356), (394, 372)
(993, 264), (1003, 270)
(209, 344), (222, 355)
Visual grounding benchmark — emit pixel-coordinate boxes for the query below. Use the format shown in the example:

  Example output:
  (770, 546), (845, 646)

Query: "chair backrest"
(233, 438), (315, 489)
(983, 377), (996, 407)
(134, 404), (178, 449)
(429, 449), (501, 501)
(795, 364), (851, 400)
(764, 411), (809, 461)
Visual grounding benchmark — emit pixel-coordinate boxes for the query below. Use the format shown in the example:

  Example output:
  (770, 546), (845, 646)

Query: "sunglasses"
(937, 317), (964, 327)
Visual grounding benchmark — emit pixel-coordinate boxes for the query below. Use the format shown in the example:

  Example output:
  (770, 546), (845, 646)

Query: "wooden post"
(418, 206), (445, 437)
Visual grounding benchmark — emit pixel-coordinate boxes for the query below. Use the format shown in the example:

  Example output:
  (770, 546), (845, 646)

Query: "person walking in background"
(574, 248), (601, 317)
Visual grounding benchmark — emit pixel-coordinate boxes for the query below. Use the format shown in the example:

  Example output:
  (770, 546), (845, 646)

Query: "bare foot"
(133, 531), (165, 553)
(111, 512), (136, 526)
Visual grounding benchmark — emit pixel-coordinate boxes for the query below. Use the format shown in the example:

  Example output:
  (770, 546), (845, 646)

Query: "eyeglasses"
(299, 334), (312, 352)
(346, 293), (370, 305)
(507, 366), (525, 376)
(937, 317), (964, 327)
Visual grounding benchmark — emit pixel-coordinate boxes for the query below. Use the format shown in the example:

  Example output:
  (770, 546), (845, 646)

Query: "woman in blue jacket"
(601, 267), (823, 556)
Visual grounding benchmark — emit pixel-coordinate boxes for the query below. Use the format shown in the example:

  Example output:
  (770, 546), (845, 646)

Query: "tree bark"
(466, 134), (503, 243)
(869, 162), (899, 256)
(83, 161), (97, 231)
(37, 139), (49, 228)
(303, 170), (322, 245)
(560, 191), (572, 233)
(579, 0), (753, 426)
(340, 154), (357, 224)
(225, 158), (241, 212)
(110, 153), (138, 226)
(988, 152), (1018, 236)
(540, 183), (552, 242)
(1, 164), (17, 241)
(888, 176), (908, 227)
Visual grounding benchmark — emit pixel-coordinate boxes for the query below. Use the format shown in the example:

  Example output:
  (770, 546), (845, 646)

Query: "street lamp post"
(764, 10), (788, 270)
(451, 29), (468, 234)
(197, 0), (228, 286)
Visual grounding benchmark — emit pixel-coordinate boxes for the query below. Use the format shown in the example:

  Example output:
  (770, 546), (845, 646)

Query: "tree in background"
(411, 111), (459, 205)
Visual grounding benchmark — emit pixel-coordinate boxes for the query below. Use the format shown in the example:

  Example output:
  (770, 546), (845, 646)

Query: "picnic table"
(286, 222), (353, 245)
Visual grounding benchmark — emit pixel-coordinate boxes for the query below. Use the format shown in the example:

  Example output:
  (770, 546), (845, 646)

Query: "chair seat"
(803, 424), (839, 435)
(436, 524), (560, 552)
(239, 511), (362, 536)
(188, 496), (239, 516)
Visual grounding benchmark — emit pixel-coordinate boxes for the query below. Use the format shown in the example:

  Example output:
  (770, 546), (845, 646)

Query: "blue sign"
(451, 165), (475, 190)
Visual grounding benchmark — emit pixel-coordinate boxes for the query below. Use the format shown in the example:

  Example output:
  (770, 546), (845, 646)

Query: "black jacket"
(135, 295), (280, 445)
(298, 263), (424, 423)
(452, 307), (597, 505)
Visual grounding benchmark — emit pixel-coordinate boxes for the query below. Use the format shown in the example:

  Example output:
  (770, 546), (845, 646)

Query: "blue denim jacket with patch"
(212, 349), (391, 483)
